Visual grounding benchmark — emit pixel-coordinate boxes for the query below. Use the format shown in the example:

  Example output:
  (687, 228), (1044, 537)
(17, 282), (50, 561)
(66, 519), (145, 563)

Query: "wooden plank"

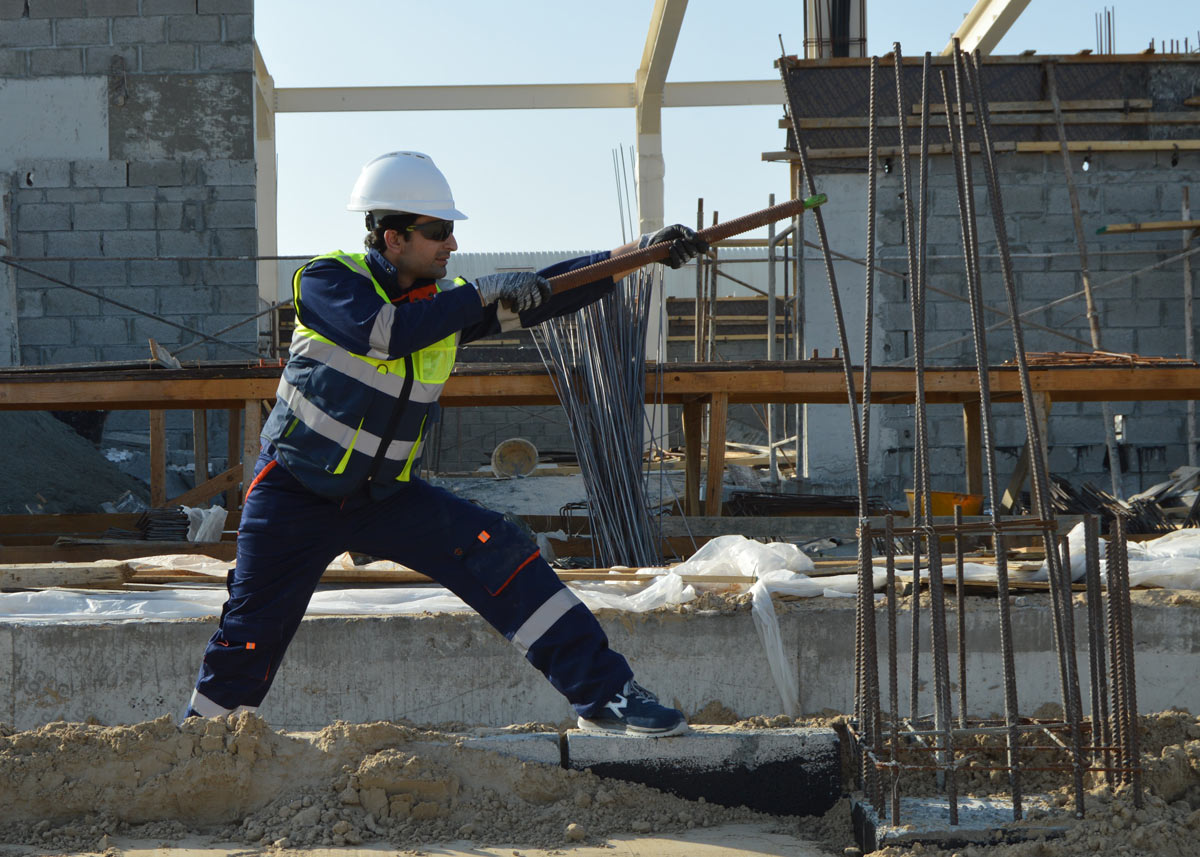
(226, 406), (242, 512)
(705, 393), (728, 517)
(764, 139), (1200, 162)
(1097, 219), (1200, 235)
(242, 399), (262, 503)
(0, 560), (133, 590)
(963, 401), (983, 496)
(0, 541), (236, 564)
(168, 465), (241, 509)
(149, 409), (166, 508)
(791, 110), (1195, 130)
(917, 98), (1154, 114)
(682, 398), (704, 516)
(193, 409), (208, 489)
(0, 511), (242, 538)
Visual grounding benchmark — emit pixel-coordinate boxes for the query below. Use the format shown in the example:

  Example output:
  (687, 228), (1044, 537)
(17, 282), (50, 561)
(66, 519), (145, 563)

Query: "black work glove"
(472, 271), (552, 312)
(637, 224), (709, 269)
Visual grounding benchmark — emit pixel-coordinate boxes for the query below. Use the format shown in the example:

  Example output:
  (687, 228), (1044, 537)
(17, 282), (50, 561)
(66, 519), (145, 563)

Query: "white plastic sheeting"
(0, 535), (877, 715)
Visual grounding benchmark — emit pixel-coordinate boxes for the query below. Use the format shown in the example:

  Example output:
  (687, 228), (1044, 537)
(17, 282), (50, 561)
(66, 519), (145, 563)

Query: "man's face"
(387, 215), (458, 286)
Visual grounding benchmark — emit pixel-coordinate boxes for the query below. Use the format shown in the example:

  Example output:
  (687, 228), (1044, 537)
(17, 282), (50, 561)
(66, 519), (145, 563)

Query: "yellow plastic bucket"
(904, 490), (984, 518)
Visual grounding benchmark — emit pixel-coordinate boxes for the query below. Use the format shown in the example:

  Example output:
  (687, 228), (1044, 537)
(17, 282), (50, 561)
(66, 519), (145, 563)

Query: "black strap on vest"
(363, 353), (416, 487)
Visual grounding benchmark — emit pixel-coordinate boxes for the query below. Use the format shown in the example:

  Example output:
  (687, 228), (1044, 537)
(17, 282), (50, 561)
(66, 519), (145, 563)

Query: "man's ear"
(385, 229), (406, 254)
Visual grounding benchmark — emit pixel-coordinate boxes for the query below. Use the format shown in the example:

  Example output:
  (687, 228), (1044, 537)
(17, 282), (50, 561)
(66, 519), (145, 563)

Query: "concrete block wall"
(1, 1), (258, 481)
(858, 149), (1200, 502)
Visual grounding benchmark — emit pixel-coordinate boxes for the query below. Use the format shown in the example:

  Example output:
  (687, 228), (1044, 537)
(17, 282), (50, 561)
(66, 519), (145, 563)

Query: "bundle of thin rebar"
(532, 269), (663, 568)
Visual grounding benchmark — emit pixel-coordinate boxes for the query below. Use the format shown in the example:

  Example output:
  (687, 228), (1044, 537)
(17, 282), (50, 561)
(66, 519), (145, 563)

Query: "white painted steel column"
(254, 44), (279, 342)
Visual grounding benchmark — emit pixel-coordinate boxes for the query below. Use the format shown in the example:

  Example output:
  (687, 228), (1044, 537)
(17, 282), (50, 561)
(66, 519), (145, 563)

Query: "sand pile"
(0, 714), (776, 852)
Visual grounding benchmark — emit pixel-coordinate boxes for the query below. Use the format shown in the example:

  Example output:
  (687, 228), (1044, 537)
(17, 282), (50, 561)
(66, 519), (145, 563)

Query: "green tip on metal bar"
(804, 193), (828, 209)
(1096, 225), (1108, 234)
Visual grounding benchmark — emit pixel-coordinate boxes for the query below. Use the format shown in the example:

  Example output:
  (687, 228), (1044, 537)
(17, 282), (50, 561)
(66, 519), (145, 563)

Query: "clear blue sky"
(254, 1), (1196, 256)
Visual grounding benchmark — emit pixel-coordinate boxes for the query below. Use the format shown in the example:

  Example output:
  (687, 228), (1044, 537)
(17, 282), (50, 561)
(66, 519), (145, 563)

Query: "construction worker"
(186, 151), (708, 736)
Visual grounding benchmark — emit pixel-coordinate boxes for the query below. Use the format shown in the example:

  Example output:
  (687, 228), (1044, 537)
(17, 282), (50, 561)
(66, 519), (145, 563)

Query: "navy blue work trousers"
(190, 448), (631, 718)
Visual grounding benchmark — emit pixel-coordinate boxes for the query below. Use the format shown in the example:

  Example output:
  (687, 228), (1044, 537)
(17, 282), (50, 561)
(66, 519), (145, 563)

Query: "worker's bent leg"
(348, 479), (632, 717)
(189, 452), (342, 716)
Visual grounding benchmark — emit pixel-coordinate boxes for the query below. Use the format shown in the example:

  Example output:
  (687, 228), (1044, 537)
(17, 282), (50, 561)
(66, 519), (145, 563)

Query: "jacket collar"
(366, 247), (435, 299)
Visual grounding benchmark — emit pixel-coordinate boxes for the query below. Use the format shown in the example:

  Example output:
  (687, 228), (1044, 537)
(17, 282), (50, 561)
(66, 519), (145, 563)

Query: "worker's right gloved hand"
(638, 224), (709, 268)
(472, 272), (552, 313)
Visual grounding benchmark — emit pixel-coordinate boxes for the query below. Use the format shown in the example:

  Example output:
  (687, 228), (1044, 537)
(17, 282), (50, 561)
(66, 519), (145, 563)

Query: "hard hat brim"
(347, 200), (468, 220)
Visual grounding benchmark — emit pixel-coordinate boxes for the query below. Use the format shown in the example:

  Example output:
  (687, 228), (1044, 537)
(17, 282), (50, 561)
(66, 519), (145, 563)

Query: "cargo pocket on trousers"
(452, 521), (539, 596)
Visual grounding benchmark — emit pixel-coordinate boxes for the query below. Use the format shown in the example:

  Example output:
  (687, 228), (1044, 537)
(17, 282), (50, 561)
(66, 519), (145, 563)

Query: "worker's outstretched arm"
(606, 224), (709, 282)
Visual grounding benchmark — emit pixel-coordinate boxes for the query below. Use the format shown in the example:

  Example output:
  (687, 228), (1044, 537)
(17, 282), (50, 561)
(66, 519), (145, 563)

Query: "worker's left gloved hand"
(472, 272), (552, 312)
(637, 224), (709, 269)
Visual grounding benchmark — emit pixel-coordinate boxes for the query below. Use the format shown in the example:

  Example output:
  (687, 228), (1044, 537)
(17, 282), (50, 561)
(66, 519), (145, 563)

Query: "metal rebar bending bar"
(1083, 515), (1112, 774)
(944, 51), (1024, 818)
(966, 47), (1087, 818)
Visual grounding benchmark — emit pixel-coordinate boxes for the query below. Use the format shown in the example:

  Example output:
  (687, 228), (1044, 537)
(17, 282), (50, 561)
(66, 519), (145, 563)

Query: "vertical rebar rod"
(896, 45), (956, 824)
(945, 48), (1027, 817)
(885, 512), (901, 826)
(955, 504), (968, 728)
(1083, 514), (1111, 773)
(1111, 518), (1143, 806)
(780, 48), (879, 813)
(966, 48), (1085, 818)
(1107, 518), (1127, 785)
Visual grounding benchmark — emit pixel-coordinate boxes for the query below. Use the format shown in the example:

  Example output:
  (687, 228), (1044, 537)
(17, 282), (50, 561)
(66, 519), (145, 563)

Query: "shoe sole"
(576, 717), (690, 738)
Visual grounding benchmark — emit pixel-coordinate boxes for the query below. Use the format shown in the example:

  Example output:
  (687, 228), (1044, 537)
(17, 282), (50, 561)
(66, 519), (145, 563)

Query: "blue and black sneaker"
(577, 679), (689, 737)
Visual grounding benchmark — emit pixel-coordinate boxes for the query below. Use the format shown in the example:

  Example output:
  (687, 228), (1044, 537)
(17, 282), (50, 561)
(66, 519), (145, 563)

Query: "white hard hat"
(347, 151), (467, 220)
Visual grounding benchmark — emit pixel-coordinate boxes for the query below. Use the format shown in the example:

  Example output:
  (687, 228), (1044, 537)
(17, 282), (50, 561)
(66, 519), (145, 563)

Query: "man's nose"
(446, 234), (458, 251)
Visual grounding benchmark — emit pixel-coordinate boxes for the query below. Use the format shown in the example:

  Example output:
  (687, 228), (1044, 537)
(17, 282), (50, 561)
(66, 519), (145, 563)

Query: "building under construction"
(1, 2), (1200, 855)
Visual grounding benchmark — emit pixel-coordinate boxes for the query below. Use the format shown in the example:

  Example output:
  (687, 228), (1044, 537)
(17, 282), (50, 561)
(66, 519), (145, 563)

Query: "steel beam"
(941, 0), (1034, 56)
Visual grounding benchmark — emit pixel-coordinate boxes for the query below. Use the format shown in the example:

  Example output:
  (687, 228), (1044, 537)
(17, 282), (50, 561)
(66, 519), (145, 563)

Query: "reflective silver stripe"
(189, 689), (258, 718)
(367, 302), (395, 359)
(276, 378), (417, 462)
(289, 333), (445, 404)
(511, 588), (580, 656)
(290, 333), (409, 397)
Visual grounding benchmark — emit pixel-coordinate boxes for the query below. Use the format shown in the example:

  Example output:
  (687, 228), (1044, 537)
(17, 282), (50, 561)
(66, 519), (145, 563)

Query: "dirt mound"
(0, 714), (771, 852)
(0, 411), (149, 513)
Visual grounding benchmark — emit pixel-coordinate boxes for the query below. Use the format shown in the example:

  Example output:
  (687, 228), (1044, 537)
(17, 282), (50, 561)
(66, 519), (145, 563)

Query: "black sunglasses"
(405, 220), (454, 241)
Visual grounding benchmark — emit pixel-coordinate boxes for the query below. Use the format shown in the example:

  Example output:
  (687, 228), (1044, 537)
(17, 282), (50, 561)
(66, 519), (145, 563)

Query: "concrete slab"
(567, 726), (841, 817)
(1, 592), (1198, 731)
(851, 795), (1068, 852)
(459, 730), (563, 766)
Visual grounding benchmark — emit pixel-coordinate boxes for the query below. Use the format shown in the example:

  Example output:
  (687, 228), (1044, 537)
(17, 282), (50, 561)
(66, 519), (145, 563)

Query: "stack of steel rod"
(532, 268), (663, 569)
(781, 41), (1143, 832)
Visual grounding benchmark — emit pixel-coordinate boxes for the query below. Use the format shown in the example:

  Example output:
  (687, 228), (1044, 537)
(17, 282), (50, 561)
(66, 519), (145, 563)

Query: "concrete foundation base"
(568, 726), (841, 817)
(1, 592), (1196, 733)
(851, 795), (1069, 852)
